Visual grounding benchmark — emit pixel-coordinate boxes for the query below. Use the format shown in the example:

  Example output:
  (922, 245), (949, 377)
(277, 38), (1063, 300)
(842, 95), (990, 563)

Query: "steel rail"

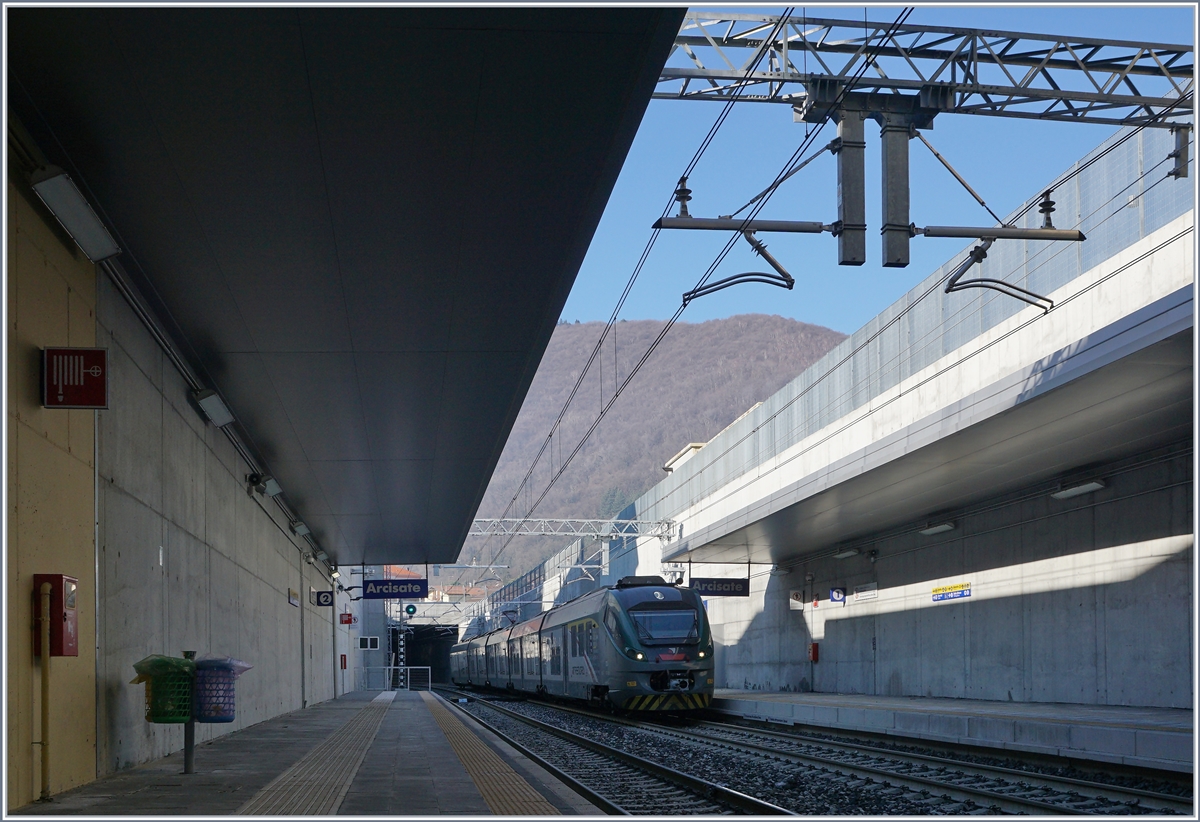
(458, 694), (796, 815)
(686, 718), (1194, 815)
(614, 716), (1084, 814)
(436, 691), (626, 815)
(662, 717), (1192, 815)
(517, 700), (1189, 815)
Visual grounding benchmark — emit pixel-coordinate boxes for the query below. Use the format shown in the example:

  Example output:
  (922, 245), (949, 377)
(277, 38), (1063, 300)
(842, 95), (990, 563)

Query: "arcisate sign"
(361, 579), (428, 599)
(690, 578), (749, 596)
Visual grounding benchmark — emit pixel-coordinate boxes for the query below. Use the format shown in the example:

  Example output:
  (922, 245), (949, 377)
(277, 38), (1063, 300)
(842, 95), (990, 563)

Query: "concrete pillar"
(833, 110), (867, 266)
(878, 115), (911, 268)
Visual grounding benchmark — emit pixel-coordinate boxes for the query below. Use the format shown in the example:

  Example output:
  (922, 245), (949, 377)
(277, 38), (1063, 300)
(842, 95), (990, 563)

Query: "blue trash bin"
(193, 660), (236, 723)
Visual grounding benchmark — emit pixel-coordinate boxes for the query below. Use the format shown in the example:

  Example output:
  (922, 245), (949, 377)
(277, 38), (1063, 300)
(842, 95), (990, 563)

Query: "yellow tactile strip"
(236, 691), (395, 815)
(420, 691), (560, 816)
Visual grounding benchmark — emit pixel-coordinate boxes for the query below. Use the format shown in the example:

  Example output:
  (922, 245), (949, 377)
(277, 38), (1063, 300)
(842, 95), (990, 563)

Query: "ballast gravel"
(465, 700), (982, 815)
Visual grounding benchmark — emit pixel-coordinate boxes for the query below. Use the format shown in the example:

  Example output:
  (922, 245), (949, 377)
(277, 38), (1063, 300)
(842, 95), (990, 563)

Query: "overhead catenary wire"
(489, 129), (1188, 614)
(472, 8), (1185, 599)
(455, 9), (798, 590)
(474, 7), (917, 578)
(638, 153), (1188, 523)
(469, 50), (1191, 620)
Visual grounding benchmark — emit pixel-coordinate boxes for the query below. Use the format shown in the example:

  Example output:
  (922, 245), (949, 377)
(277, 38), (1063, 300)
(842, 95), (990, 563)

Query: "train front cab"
(605, 578), (714, 711)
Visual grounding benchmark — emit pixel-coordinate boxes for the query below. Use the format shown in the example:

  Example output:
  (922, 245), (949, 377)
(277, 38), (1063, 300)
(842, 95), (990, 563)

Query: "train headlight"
(698, 651), (706, 659)
(635, 652), (644, 660)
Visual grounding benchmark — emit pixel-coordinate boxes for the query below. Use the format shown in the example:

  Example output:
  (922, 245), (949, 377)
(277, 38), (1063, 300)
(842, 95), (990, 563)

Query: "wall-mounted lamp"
(30, 166), (121, 262)
(313, 550), (327, 562)
(1050, 479), (1105, 500)
(769, 565), (791, 576)
(291, 522), (311, 537)
(919, 522), (956, 536)
(832, 548), (860, 560)
(330, 569), (341, 579)
(193, 389), (234, 427)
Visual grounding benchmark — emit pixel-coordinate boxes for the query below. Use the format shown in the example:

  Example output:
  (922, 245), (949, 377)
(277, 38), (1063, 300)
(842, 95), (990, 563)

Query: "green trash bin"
(130, 655), (195, 724)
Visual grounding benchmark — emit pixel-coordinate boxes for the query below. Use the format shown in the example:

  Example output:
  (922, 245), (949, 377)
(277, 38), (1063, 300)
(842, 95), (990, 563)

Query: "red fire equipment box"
(807, 642), (819, 663)
(33, 574), (79, 657)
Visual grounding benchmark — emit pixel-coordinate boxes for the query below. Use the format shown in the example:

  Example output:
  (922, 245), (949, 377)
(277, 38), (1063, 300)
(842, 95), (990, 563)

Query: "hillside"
(457, 314), (846, 581)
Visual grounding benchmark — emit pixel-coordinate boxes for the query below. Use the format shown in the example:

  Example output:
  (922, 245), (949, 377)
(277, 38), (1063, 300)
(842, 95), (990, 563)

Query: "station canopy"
(8, 8), (683, 566)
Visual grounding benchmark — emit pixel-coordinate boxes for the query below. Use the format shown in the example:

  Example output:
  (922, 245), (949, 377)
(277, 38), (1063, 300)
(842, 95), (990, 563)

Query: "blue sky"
(560, 5), (1196, 335)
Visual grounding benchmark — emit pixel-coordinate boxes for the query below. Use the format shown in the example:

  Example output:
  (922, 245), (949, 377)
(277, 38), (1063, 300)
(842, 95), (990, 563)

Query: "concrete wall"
(6, 162), (100, 808)
(706, 444), (1193, 708)
(93, 270), (356, 774)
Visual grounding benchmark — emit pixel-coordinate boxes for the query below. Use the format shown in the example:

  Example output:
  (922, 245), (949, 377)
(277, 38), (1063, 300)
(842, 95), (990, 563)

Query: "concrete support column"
(833, 110), (867, 266)
(878, 115), (911, 268)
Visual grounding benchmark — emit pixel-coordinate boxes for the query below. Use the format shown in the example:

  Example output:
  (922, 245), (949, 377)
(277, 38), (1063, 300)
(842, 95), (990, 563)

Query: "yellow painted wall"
(7, 152), (98, 809)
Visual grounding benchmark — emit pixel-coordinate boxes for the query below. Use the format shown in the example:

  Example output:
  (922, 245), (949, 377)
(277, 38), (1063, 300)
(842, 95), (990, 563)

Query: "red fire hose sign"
(43, 348), (108, 409)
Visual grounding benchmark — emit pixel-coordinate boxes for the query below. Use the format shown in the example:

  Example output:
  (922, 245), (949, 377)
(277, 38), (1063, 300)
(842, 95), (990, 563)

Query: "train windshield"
(629, 609), (698, 643)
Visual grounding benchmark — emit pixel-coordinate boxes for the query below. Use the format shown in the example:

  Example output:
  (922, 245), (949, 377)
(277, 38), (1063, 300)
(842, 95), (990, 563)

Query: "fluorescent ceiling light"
(1050, 480), (1105, 500)
(832, 548), (859, 559)
(292, 522), (311, 537)
(30, 167), (121, 262)
(919, 522), (955, 536)
(193, 389), (234, 427)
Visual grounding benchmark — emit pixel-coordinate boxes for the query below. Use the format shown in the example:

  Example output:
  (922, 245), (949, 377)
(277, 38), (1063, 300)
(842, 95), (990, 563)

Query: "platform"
(11, 690), (598, 816)
(712, 689), (1193, 773)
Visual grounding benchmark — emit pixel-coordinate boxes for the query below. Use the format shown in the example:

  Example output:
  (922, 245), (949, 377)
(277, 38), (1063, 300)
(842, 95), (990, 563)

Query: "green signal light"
(404, 604), (417, 615)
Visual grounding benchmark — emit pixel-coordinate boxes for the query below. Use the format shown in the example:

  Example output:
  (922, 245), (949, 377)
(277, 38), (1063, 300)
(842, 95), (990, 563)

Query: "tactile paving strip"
(420, 691), (560, 815)
(235, 691), (395, 815)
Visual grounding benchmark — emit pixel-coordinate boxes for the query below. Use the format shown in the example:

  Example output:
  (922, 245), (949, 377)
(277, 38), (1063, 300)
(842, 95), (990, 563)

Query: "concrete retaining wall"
(707, 445), (1193, 709)
(6, 171), (100, 808)
(94, 273), (352, 775)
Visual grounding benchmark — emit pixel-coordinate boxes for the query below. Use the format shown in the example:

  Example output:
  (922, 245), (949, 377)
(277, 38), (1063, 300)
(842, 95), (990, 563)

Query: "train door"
(541, 627), (566, 696)
(526, 633), (540, 692)
(567, 619), (601, 699)
(472, 640), (486, 684)
(507, 637), (521, 690)
(485, 639), (499, 685)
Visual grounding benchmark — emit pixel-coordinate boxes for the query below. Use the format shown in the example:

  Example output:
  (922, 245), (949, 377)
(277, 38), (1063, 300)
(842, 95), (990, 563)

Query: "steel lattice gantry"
(657, 12), (1193, 127)
(470, 518), (677, 541)
(653, 12), (1194, 269)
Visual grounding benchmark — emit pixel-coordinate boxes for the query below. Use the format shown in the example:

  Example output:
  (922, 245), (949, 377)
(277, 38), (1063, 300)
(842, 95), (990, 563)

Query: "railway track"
(678, 717), (1193, 816)
(440, 690), (793, 815)
(450, 691), (1190, 815)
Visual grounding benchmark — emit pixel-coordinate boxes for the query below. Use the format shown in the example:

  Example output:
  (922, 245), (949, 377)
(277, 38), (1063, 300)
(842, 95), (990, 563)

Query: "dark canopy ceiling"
(9, 8), (683, 565)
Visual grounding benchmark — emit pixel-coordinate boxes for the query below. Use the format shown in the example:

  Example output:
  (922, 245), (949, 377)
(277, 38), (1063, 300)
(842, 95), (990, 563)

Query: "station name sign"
(362, 579), (428, 599)
(690, 577), (749, 596)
